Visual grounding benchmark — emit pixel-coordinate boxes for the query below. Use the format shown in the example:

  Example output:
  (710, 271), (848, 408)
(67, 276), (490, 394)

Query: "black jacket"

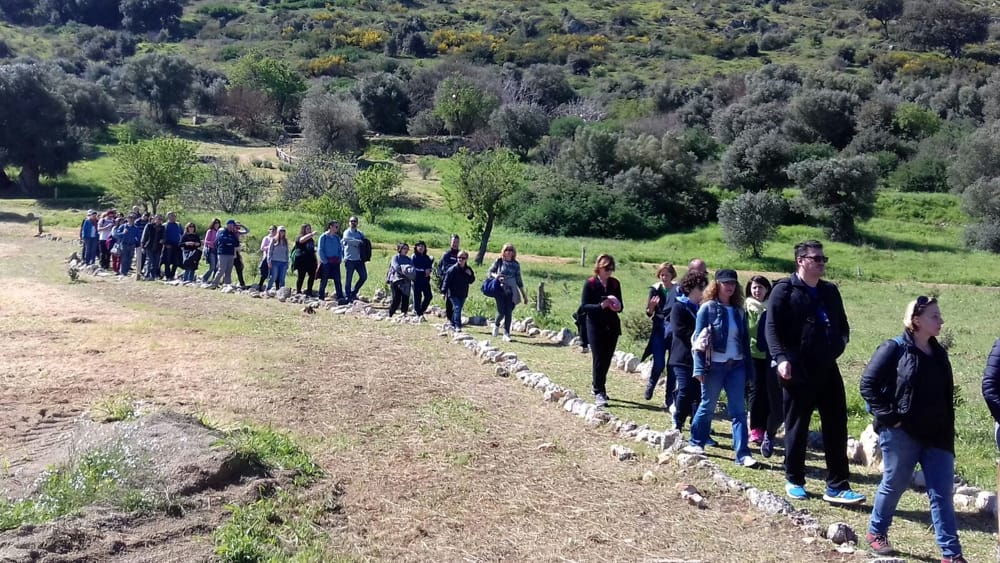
(442, 263), (475, 299)
(140, 222), (164, 251)
(861, 331), (955, 452)
(667, 297), (698, 367)
(765, 274), (849, 384)
(641, 284), (675, 362)
(982, 338), (1000, 424)
(580, 276), (622, 337)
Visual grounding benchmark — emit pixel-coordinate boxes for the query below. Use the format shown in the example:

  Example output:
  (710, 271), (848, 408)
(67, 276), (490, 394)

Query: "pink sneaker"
(749, 428), (764, 444)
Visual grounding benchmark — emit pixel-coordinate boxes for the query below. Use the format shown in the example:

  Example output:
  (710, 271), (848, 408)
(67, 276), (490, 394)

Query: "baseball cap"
(715, 269), (738, 283)
(226, 219), (236, 226)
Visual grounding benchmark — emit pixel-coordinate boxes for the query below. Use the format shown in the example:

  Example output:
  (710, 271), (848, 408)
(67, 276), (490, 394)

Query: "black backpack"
(360, 238), (372, 262)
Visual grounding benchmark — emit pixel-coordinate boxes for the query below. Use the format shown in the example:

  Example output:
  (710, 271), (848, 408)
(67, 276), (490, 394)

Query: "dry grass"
(0, 223), (858, 561)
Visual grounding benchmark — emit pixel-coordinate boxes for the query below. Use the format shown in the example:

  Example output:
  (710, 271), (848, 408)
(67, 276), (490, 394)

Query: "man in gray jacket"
(342, 216), (367, 301)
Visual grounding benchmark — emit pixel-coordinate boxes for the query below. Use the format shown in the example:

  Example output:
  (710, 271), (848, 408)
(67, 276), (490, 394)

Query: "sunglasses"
(803, 255), (829, 264)
(913, 295), (936, 316)
(602, 266), (615, 272)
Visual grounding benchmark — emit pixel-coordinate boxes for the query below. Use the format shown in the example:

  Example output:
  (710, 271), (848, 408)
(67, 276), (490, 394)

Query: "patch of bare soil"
(0, 412), (312, 563)
(0, 233), (849, 562)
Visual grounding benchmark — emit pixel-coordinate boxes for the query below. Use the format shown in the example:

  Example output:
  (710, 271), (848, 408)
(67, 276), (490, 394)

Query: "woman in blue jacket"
(861, 297), (964, 562)
(686, 269), (757, 468)
(641, 262), (677, 407)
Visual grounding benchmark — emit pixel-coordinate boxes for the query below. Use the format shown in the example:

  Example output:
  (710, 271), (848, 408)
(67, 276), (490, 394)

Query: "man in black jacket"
(982, 338), (1000, 449)
(765, 240), (864, 505)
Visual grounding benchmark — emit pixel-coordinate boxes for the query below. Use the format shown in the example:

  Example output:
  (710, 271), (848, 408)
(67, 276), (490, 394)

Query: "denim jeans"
(267, 261), (288, 290)
(201, 249), (217, 282)
(690, 360), (751, 462)
(182, 268), (197, 282)
(318, 261), (343, 300)
(672, 364), (701, 431)
(449, 296), (466, 329)
(144, 248), (162, 279)
(118, 244), (134, 275)
(493, 290), (516, 334)
(83, 238), (99, 265)
(869, 427), (962, 558)
(345, 260), (367, 299)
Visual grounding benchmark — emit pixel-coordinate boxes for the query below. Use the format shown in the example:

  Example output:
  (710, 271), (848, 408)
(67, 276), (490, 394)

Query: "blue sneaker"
(823, 488), (866, 505)
(785, 482), (808, 500)
(705, 437), (719, 448)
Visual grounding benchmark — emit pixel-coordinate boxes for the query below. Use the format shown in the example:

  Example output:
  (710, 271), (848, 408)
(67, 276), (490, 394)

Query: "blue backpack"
(864, 335), (906, 415)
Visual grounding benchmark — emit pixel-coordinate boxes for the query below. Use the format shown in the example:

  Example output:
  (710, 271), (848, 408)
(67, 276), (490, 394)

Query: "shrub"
(304, 55), (350, 77)
(758, 29), (795, 51)
(432, 76), (499, 135)
(488, 104), (550, 154)
(521, 64), (576, 109)
(888, 155), (949, 192)
(896, 0), (989, 56)
(785, 88), (861, 149)
(408, 110), (446, 136)
(719, 128), (792, 192)
(548, 116), (585, 138)
(786, 155), (879, 242)
(281, 156), (357, 207)
(354, 72), (409, 134)
(416, 157), (434, 180)
(718, 191), (785, 257)
(299, 90), (367, 156)
(184, 157), (272, 213)
(355, 163), (403, 223)
(948, 120), (1000, 193)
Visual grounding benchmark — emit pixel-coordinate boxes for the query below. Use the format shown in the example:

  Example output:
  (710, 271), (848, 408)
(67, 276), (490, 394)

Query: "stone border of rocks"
(69, 261), (998, 550)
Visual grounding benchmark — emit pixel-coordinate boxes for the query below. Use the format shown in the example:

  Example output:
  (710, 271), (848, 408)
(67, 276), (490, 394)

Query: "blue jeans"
(318, 261), (343, 300)
(144, 248), (161, 279)
(869, 427), (961, 558)
(118, 244), (134, 275)
(648, 333), (674, 405)
(493, 290), (516, 333)
(449, 296), (466, 329)
(690, 360), (751, 462)
(182, 268), (197, 282)
(345, 260), (367, 299)
(201, 249), (217, 282)
(267, 261), (288, 290)
(672, 364), (701, 430)
(83, 238), (99, 265)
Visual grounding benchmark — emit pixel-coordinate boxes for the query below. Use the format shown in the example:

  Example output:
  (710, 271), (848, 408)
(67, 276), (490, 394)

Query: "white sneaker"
(491, 325), (499, 337)
(740, 456), (759, 468)
(503, 333), (512, 342)
(682, 444), (704, 455)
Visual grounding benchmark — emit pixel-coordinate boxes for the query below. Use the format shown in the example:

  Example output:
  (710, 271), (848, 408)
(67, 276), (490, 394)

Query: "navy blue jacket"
(641, 283), (675, 362)
(442, 263), (475, 299)
(982, 338), (1000, 424)
(667, 295), (698, 367)
(216, 229), (240, 256)
(412, 253), (434, 287)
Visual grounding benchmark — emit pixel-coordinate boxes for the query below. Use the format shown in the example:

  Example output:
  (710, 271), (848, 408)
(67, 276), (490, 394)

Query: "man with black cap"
(766, 240), (864, 505)
(211, 219), (241, 287)
(437, 234), (462, 321)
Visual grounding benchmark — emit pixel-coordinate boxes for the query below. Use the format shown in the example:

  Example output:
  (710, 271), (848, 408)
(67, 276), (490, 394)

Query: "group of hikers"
(80, 206), (1000, 562)
(584, 241), (1000, 563)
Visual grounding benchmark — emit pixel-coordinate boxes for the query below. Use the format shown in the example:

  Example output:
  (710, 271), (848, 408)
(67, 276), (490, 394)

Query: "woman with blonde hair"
(686, 269), (757, 468)
(580, 254), (622, 407)
(861, 297), (964, 562)
(487, 243), (529, 342)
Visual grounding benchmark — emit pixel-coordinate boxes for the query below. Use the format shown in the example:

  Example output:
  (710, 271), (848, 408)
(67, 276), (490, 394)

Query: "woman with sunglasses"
(487, 243), (529, 342)
(860, 296), (965, 563)
(580, 254), (622, 407)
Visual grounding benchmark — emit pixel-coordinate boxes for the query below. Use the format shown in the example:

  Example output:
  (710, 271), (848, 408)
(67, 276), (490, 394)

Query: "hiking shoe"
(682, 444), (705, 455)
(785, 482), (808, 500)
(823, 488), (866, 505)
(595, 393), (609, 408)
(502, 334), (512, 342)
(739, 456), (759, 468)
(942, 556), (968, 563)
(761, 433), (775, 458)
(865, 532), (893, 555)
(491, 325), (499, 337)
(705, 437), (719, 448)
(749, 428), (764, 444)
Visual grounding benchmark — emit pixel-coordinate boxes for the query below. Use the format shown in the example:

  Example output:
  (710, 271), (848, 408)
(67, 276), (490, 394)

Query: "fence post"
(581, 246), (586, 267)
(37, 217), (43, 236)
(536, 282), (545, 314)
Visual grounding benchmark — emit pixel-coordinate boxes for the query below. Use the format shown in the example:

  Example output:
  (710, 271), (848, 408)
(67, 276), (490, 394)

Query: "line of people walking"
(584, 241), (980, 563)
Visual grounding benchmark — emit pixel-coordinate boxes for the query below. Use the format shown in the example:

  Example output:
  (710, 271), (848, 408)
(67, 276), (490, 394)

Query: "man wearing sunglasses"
(766, 240), (864, 505)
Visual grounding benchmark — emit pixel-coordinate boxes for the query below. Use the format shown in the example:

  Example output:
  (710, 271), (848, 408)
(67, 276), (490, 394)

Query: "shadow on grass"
(890, 508), (996, 535)
(390, 192), (431, 210)
(380, 218), (445, 236)
(608, 399), (666, 414)
(172, 124), (249, 146)
(0, 211), (36, 223)
(856, 231), (954, 253)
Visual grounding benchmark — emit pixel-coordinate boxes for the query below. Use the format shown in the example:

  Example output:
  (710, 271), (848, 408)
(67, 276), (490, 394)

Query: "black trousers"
(389, 282), (410, 316)
(782, 364), (851, 490)
(750, 358), (783, 434)
(296, 262), (316, 294)
(587, 326), (617, 396)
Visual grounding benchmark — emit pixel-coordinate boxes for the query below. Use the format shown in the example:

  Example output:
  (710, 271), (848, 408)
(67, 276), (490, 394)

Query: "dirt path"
(0, 228), (847, 561)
